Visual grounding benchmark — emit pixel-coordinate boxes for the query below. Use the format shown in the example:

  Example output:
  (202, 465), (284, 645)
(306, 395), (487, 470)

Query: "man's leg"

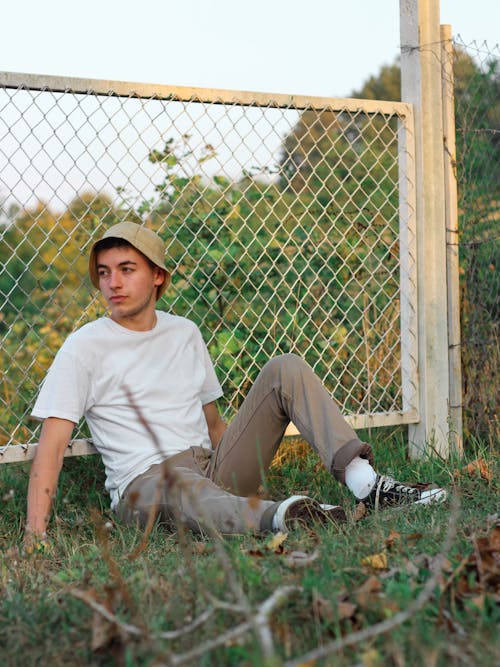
(210, 353), (447, 510)
(210, 353), (372, 495)
(116, 448), (277, 534)
(116, 447), (343, 534)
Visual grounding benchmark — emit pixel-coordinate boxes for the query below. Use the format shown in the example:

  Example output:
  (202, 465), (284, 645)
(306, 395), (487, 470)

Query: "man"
(26, 222), (446, 542)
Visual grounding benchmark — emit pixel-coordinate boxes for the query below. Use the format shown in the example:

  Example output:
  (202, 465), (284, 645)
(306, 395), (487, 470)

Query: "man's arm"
(202, 401), (227, 449)
(25, 417), (75, 538)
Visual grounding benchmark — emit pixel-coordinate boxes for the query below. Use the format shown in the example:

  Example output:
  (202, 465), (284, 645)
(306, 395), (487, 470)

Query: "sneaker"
(319, 503), (348, 521)
(359, 475), (447, 511)
(272, 495), (346, 532)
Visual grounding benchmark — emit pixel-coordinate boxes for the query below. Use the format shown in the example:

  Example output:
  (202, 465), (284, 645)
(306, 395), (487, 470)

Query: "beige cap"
(89, 222), (171, 299)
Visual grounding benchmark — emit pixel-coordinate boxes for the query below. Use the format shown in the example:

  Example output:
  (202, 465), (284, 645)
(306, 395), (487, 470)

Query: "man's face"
(96, 245), (164, 329)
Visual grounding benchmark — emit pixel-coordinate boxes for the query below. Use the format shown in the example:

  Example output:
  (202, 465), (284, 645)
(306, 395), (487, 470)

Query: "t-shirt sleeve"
(197, 330), (223, 405)
(31, 336), (91, 423)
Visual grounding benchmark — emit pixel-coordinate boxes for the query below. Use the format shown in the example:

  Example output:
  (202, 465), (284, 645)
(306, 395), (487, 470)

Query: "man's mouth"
(109, 295), (126, 303)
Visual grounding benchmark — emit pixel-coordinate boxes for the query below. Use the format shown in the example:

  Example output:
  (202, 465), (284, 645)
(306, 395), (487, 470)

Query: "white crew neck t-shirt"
(32, 311), (223, 508)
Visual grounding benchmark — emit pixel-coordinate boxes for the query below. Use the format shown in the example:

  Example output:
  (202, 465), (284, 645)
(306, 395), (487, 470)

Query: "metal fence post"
(400, 0), (451, 456)
(441, 24), (463, 454)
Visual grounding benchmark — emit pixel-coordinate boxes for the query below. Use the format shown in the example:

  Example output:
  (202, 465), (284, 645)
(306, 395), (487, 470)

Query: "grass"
(0, 430), (498, 666)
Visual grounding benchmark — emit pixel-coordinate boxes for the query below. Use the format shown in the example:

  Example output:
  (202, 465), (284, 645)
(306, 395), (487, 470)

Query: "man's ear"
(154, 267), (166, 287)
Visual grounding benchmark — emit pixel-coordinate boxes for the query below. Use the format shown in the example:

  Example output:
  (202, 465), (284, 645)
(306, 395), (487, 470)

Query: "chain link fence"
(452, 37), (499, 445)
(0, 73), (419, 457)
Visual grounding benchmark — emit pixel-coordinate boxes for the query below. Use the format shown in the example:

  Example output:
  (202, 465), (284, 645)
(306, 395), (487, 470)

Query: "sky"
(0, 0), (498, 213)
(1, 0), (499, 98)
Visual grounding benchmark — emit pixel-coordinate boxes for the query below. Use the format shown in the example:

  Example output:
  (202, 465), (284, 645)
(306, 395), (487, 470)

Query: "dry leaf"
(192, 542), (209, 555)
(267, 531), (288, 552)
(361, 551), (388, 570)
(474, 528), (500, 580)
(362, 648), (381, 667)
(243, 532), (290, 558)
(455, 457), (493, 481)
(357, 574), (383, 595)
(454, 525), (500, 602)
(354, 502), (368, 521)
(244, 548), (265, 558)
(456, 573), (474, 597)
(337, 600), (357, 620)
(381, 598), (400, 615)
(92, 610), (116, 652)
(355, 575), (383, 607)
(5, 545), (21, 561)
(407, 531), (423, 543)
(469, 594), (485, 611)
(312, 593), (334, 621)
(385, 530), (401, 549)
(439, 557), (453, 573)
(489, 525), (500, 551)
(85, 588), (119, 652)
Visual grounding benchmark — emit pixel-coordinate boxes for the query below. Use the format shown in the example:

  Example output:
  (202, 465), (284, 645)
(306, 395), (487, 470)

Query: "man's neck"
(110, 311), (158, 332)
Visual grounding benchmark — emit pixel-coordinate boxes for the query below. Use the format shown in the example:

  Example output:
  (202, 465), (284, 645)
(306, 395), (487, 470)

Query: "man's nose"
(109, 270), (123, 289)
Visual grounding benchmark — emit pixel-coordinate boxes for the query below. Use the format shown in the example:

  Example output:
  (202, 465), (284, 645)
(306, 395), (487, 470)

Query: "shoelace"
(374, 475), (418, 510)
(380, 477), (418, 495)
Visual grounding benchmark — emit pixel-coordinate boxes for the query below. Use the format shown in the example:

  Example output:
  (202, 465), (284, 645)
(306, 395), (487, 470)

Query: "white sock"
(345, 457), (377, 499)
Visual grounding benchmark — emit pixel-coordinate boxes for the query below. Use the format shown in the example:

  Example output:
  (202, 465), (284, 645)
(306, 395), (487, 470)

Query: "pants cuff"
(259, 501), (281, 532)
(330, 438), (374, 485)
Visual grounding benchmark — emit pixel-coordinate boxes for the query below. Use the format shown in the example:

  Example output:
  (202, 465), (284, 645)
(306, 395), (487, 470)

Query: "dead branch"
(169, 619), (253, 666)
(124, 386), (185, 561)
(168, 585), (301, 667)
(124, 385), (266, 655)
(205, 592), (247, 614)
(283, 495), (460, 667)
(254, 585), (302, 660)
(66, 583), (300, 664)
(122, 388), (317, 661)
(66, 586), (215, 640)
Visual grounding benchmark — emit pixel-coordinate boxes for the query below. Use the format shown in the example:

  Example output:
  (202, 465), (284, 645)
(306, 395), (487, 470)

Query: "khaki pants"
(116, 354), (372, 534)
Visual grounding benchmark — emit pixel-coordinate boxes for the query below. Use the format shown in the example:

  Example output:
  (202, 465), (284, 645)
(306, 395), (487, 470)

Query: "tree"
(451, 49), (499, 443)
(136, 135), (401, 422)
(278, 48), (499, 443)
(0, 192), (120, 444)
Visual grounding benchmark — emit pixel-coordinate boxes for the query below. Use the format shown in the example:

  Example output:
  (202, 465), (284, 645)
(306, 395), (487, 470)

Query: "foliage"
(141, 136), (401, 417)
(1, 46), (497, 448)
(0, 47), (498, 665)
(0, 193), (119, 444)
(279, 46), (499, 445)
(358, 47), (499, 444)
(453, 48), (499, 444)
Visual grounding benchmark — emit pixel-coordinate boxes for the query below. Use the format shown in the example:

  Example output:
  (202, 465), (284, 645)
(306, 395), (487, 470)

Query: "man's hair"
(93, 236), (156, 271)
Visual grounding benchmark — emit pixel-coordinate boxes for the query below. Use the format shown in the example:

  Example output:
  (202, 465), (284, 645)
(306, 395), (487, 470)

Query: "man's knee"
(261, 353), (311, 381)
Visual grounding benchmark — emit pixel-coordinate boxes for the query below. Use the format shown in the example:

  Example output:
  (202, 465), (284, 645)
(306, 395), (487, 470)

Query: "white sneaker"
(272, 495), (346, 532)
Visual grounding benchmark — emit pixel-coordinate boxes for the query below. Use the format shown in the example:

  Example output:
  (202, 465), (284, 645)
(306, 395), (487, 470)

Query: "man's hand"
(22, 529), (50, 555)
(202, 402), (227, 448)
(25, 417), (74, 538)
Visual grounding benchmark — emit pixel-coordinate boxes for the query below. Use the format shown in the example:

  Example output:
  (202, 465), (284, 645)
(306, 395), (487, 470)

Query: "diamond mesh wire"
(452, 38), (500, 444)
(0, 75), (418, 453)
